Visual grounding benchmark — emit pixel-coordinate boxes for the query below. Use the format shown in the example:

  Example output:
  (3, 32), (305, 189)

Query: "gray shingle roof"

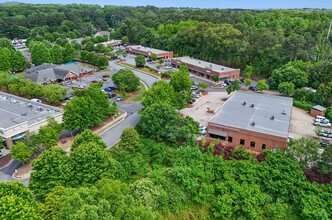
(24, 64), (94, 84)
(209, 91), (293, 138)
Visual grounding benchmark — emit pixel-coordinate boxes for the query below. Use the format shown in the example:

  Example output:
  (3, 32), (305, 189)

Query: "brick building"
(126, 45), (173, 59)
(309, 105), (326, 117)
(171, 56), (240, 81)
(207, 92), (293, 153)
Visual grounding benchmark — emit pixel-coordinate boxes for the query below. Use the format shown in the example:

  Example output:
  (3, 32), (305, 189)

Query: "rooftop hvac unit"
(250, 104), (255, 108)
(270, 115), (275, 120)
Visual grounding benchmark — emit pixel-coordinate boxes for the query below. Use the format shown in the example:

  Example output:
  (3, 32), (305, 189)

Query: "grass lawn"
(118, 61), (161, 78)
(125, 82), (146, 102)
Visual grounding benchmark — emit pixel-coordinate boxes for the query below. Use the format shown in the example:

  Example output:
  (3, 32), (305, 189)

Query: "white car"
(116, 97), (123, 101)
(190, 85), (198, 90)
(31, 98), (41, 103)
(313, 121), (331, 128)
(200, 129), (207, 135)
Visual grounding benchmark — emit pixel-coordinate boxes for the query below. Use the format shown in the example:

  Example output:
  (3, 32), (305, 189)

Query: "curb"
(116, 62), (161, 80)
(12, 171), (31, 180)
(0, 159), (13, 170)
(96, 110), (128, 136)
(140, 80), (150, 90)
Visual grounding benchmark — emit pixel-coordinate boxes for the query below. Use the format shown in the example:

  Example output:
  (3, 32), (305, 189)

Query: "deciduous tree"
(10, 142), (32, 163)
(278, 82), (295, 96)
(135, 55), (146, 67)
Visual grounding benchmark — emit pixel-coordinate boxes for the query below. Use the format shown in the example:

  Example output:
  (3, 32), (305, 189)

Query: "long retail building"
(171, 56), (240, 81)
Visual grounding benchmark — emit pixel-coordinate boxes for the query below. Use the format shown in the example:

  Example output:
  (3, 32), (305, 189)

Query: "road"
(109, 60), (158, 87)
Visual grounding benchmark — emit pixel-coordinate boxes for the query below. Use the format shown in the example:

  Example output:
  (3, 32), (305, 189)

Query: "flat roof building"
(208, 91), (293, 153)
(126, 45), (173, 59)
(171, 56), (240, 81)
(0, 92), (63, 148)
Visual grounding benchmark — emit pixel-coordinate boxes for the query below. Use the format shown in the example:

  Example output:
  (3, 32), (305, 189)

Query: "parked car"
(248, 86), (258, 91)
(199, 125), (206, 131)
(190, 85), (198, 90)
(320, 141), (330, 148)
(31, 98), (41, 103)
(192, 94), (200, 98)
(200, 129), (207, 135)
(314, 118), (330, 124)
(108, 93), (116, 99)
(313, 121), (332, 128)
(116, 97), (123, 101)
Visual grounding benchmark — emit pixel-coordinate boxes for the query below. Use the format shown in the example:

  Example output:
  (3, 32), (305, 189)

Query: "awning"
(208, 129), (227, 137)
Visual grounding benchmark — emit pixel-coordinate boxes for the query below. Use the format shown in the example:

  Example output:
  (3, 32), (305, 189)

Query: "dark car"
(249, 86), (258, 91)
(224, 80), (233, 85)
(108, 93), (116, 98)
(320, 141), (330, 148)
(104, 87), (113, 92)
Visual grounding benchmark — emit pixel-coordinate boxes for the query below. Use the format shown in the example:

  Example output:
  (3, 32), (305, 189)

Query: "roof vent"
(270, 115), (275, 120)
(242, 101), (246, 106)
(250, 104), (255, 108)
(282, 110), (286, 115)
(250, 121), (255, 127)
(221, 67), (224, 70)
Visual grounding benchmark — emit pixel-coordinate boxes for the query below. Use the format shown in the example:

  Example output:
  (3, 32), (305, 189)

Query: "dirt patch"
(58, 137), (75, 152)
(0, 154), (12, 168)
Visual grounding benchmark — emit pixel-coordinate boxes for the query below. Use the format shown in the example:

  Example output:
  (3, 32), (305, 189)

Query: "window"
(262, 144), (266, 150)
(250, 141), (255, 148)
(240, 139), (245, 145)
(228, 136), (233, 143)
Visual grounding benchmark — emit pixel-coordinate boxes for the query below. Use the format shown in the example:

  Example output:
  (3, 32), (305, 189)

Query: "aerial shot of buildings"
(0, 0), (331, 219)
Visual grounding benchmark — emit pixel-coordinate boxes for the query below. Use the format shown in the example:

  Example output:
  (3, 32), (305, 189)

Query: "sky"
(14, 0), (332, 9)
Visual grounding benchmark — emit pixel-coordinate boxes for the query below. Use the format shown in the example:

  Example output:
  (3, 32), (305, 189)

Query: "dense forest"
(1, 4), (332, 77)
(1, 128), (332, 219)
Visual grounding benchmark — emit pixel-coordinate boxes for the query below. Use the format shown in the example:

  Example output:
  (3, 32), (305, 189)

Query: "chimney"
(250, 104), (255, 108)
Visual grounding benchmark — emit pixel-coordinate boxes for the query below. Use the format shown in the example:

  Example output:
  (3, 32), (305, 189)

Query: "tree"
(244, 78), (251, 87)
(70, 142), (117, 186)
(118, 127), (140, 151)
(43, 84), (66, 103)
(71, 129), (106, 152)
(268, 61), (308, 89)
(121, 36), (129, 43)
(197, 82), (208, 91)
(278, 82), (295, 96)
(170, 64), (192, 92)
(286, 138), (320, 170)
(112, 69), (140, 92)
(314, 82), (332, 106)
(63, 43), (76, 63)
(64, 85), (114, 130)
(10, 142), (32, 163)
(30, 42), (50, 65)
(0, 181), (40, 220)
(97, 56), (109, 69)
(29, 147), (70, 201)
(0, 47), (12, 71)
(318, 145), (332, 176)
(0, 37), (13, 49)
(37, 124), (59, 148)
(141, 80), (179, 109)
(314, 125), (322, 138)
(50, 45), (64, 64)
(226, 80), (241, 95)
(135, 55), (146, 67)
(256, 79), (269, 92)
(212, 75), (219, 83)
(11, 50), (27, 72)
(136, 103), (199, 145)
(151, 54), (157, 61)
(244, 65), (253, 79)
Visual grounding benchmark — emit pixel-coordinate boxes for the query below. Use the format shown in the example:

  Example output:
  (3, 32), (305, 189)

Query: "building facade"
(207, 92), (293, 153)
(0, 92), (63, 148)
(171, 57), (240, 81)
(126, 45), (173, 59)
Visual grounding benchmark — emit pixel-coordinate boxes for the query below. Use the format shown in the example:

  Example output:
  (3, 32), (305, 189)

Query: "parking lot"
(289, 107), (332, 144)
(180, 90), (228, 127)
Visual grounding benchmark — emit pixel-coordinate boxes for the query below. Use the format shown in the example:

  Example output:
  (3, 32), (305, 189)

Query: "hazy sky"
(15, 0), (332, 9)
